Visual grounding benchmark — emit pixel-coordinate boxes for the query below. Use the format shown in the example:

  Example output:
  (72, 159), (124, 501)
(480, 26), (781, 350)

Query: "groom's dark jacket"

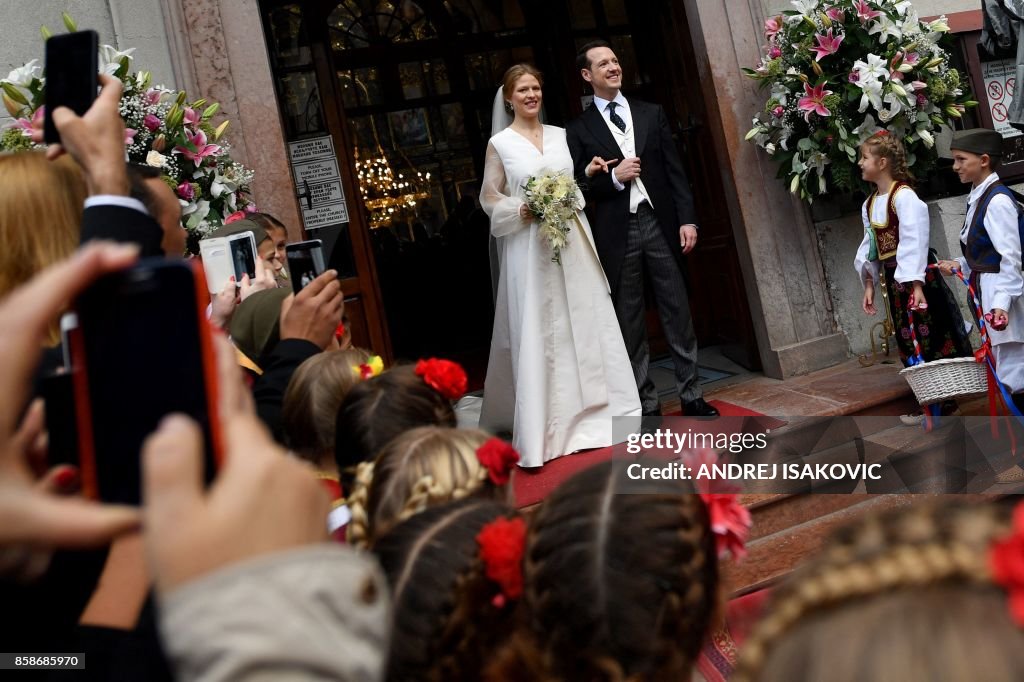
(566, 98), (697, 297)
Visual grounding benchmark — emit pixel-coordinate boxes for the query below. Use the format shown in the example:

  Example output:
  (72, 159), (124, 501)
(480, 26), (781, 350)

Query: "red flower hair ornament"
(991, 501), (1024, 627)
(477, 516), (527, 608)
(476, 438), (520, 486)
(701, 493), (752, 560)
(415, 358), (468, 401)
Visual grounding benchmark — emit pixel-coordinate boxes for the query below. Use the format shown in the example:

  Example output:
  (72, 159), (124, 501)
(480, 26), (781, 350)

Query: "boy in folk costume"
(855, 132), (973, 424)
(938, 128), (1024, 483)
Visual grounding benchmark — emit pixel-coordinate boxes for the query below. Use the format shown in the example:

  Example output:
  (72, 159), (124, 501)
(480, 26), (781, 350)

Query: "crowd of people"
(0, 56), (1023, 682)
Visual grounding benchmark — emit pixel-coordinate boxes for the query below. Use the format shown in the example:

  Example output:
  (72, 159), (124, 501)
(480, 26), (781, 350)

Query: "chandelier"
(354, 145), (431, 229)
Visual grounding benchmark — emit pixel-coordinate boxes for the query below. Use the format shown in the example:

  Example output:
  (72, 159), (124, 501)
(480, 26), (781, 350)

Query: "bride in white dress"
(479, 64), (641, 468)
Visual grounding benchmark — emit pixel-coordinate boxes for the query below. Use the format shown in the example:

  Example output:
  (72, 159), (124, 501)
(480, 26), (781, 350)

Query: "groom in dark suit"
(566, 40), (717, 417)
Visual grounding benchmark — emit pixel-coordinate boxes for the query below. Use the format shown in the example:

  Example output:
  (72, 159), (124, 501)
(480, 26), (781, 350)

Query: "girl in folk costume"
(854, 132), (973, 419)
(938, 128), (1024, 483)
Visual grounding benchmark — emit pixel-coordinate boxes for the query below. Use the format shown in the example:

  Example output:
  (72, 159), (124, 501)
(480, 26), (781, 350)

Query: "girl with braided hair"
(733, 499), (1024, 682)
(488, 460), (721, 682)
(373, 498), (525, 682)
(346, 426), (517, 547)
(854, 132), (973, 423)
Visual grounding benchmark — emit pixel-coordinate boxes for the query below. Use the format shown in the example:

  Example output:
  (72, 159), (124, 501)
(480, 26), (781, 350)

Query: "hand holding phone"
(44, 30), (99, 145)
(72, 259), (224, 505)
(286, 240), (326, 294)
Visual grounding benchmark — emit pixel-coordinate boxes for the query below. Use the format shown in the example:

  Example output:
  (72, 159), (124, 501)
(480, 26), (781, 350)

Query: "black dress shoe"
(682, 398), (719, 417)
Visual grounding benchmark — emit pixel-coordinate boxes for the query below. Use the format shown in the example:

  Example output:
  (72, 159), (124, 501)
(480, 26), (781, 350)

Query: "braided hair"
(863, 133), (915, 186)
(734, 499), (1024, 682)
(374, 498), (521, 682)
(346, 426), (505, 548)
(488, 460), (719, 682)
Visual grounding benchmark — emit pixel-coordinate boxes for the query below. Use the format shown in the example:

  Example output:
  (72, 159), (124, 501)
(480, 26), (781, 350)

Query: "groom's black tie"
(607, 101), (626, 133)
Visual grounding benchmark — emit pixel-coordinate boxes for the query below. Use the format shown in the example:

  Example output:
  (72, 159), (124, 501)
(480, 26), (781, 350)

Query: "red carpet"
(512, 400), (786, 507)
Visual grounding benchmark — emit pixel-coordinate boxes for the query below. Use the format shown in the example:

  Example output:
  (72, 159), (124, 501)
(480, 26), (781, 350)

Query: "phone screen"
(44, 31), (99, 144)
(229, 234), (257, 282)
(286, 240), (325, 294)
(73, 261), (218, 505)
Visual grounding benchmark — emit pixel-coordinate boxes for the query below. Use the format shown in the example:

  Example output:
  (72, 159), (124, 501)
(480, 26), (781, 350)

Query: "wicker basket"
(899, 357), (988, 405)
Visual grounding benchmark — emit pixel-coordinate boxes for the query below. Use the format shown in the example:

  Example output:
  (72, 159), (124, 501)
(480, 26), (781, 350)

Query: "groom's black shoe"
(682, 398), (720, 418)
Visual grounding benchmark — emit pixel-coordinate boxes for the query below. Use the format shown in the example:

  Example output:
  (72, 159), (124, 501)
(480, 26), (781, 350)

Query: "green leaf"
(797, 137), (814, 151)
(115, 56), (130, 79)
(62, 12), (77, 33)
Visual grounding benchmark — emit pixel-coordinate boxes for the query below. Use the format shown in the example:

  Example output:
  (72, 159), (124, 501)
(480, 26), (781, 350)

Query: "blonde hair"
(862, 133), (915, 186)
(0, 152), (85, 343)
(734, 500), (1024, 682)
(502, 63), (544, 102)
(346, 426), (504, 547)
(282, 347), (372, 466)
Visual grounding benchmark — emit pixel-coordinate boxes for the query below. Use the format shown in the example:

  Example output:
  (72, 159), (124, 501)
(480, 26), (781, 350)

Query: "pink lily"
(904, 52), (920, 65)
(144, 88), (162, 106)
(183, 107), (200, 127)
(13, 117), (34, 135)
(125, 128), (137, 145)
(764, 16), (783, 40)
(175, 128), (222, 164)
(810, 28), (844, 62)
(143, 113), (162, 132)
(826, 7), (845, 22)
(798, 82), (833, 121)
(854, 0), (881, 22)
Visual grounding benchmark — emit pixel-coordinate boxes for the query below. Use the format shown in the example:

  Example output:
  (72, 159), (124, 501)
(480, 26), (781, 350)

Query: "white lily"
(99, 45), (136, 75)
(858, 80), (884, 113)
(3, 59), (41, 87)
(917, 128), (935, 148)
(927, 16), (950, 33)
(770, 82), (790, 106)
(853, 54), (889, 82)
(867, 15), (902, 44)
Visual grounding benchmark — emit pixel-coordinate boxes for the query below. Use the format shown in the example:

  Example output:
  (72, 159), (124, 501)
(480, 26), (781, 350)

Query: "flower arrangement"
(522, 169), (583, 264)
(0, 14), (255, 246)
(743, 0), (977, 200)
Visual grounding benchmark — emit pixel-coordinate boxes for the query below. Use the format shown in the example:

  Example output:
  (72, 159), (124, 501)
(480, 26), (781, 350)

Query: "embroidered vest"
(867, 181), (909, 261)
(961, 182), (1023, 275)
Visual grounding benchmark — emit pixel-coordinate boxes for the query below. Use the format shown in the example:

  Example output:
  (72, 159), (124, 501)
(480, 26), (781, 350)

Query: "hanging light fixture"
(343, 74), (431, 229)
(354, 145), (431, 229)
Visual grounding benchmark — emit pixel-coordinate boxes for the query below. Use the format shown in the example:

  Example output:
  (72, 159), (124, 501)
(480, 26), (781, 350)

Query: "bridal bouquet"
(522, 169), (583, 265)
(743, 0), (977, 200)
(1, 13), (255, 247)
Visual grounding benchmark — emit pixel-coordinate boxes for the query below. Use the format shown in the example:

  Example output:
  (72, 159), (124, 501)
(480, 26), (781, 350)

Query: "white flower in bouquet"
(522, 168), (583, 265)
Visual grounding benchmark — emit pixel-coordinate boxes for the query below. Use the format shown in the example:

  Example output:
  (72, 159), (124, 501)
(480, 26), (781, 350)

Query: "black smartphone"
(71, 260), (223, 505)
(286, 239), (326, 294)
(44, 30), (99, 144)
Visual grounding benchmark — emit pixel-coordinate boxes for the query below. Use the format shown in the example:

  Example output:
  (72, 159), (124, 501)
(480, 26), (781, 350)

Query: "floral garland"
(0, 14), (256, 247)
(743, 0), (977, 200)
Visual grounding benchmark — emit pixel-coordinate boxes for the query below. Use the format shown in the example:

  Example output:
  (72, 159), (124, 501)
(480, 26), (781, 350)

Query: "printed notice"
(981, 60), (1021, 138)
(287, 135), (348, 230)
(303, 203), (349, 229)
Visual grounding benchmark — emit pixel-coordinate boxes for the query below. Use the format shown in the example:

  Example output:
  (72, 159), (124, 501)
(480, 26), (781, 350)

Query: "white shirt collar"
(968, 172), (1001, 205)
(592, 91), (628, 114)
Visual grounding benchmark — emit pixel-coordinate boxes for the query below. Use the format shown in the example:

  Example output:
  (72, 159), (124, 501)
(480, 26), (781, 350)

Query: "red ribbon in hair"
(990, 501), (1024, 627)
(476, 438), (520, 485)
(700, 493), (752, 560)
(415, 358), (468, 401)
(477, 516), (527, 607)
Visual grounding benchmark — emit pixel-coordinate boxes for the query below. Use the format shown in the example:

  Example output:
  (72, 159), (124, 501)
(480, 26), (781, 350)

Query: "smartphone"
(228, 231), (258, 283)
(70, 260), (223, 505)
(286, 239), (325, 294)
(44, 30), (99, 144)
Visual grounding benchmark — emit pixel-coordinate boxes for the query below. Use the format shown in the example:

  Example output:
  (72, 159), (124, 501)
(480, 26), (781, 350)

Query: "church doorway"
(259, 0), (759, 383)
